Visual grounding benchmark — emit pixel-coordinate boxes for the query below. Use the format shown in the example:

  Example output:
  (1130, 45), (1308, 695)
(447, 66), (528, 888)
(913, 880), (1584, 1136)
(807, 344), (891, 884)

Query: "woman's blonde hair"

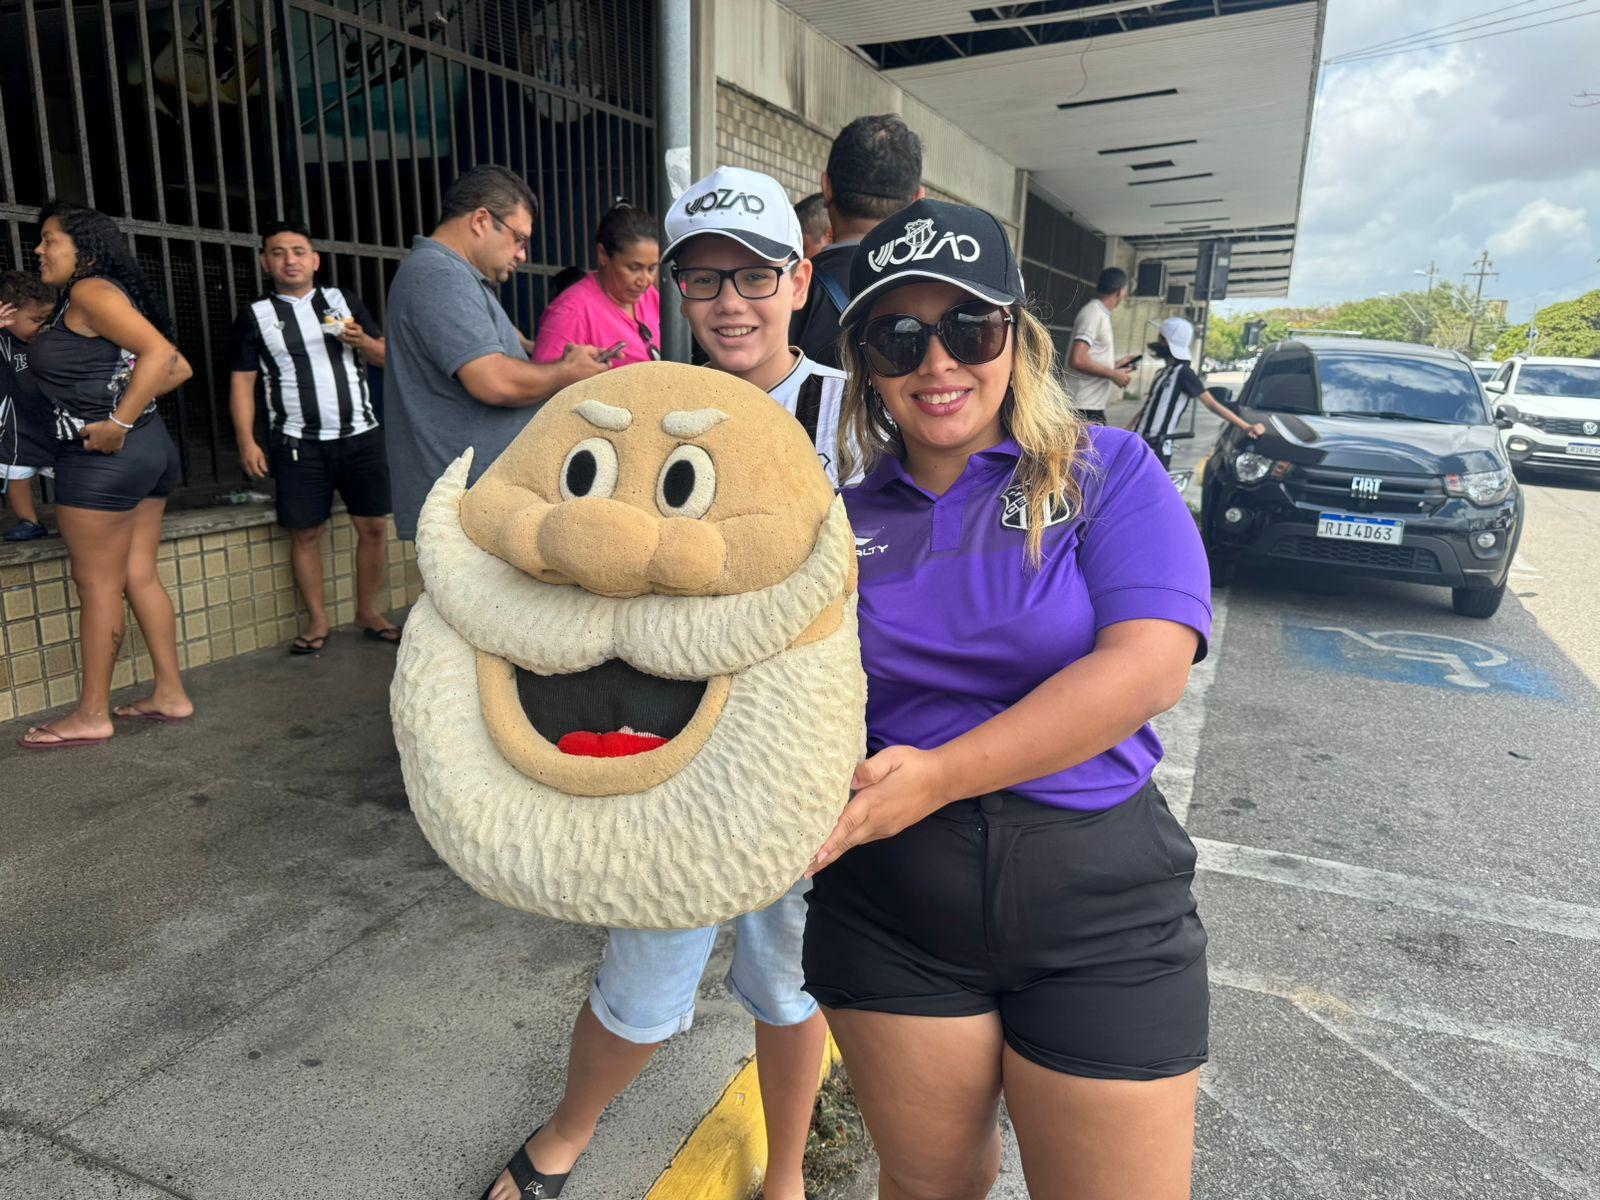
(837, 303), (1093, 566)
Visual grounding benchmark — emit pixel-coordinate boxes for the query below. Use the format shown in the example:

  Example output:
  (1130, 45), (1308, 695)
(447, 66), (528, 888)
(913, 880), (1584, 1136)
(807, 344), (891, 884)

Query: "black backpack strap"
(815, 268), (850, 316)
(794, 374), (825, 446)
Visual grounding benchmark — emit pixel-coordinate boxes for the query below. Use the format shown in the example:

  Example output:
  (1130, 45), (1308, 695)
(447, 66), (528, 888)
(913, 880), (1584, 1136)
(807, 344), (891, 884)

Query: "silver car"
(1486, 355), (1600, 473)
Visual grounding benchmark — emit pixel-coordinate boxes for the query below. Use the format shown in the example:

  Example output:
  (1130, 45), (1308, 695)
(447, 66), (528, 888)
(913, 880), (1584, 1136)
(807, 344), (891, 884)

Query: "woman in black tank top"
(19, 202), (195, 749)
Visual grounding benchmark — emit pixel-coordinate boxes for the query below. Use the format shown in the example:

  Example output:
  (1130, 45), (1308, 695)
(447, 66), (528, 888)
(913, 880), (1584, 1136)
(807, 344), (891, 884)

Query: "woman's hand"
(81, 421), (128, 454)
(806, 745), (950, 876)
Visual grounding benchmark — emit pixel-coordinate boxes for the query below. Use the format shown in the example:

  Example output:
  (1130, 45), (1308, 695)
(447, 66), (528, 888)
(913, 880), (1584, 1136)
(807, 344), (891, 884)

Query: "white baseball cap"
(1158, 316), (1195, 362)
(662, 166), (803, 265)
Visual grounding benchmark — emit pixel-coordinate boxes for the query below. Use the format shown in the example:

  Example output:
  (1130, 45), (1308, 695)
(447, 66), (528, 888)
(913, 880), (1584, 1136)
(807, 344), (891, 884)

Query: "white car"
(1486, 355), (1600, 473)
(1470, 359), (1499, 383)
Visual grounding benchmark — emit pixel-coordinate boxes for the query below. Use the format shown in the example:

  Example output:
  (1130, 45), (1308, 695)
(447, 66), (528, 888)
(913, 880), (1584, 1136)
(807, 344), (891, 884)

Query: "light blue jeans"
(588, 879), (817, 1044)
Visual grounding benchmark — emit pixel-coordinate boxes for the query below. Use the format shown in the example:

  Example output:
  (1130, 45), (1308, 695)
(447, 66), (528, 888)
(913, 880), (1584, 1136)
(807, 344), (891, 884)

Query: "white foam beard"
(391, 454), (867, 929)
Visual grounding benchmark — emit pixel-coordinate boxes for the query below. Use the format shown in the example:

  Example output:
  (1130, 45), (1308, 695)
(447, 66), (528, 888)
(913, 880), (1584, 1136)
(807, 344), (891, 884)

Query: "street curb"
(644, 1034), (844, 1200)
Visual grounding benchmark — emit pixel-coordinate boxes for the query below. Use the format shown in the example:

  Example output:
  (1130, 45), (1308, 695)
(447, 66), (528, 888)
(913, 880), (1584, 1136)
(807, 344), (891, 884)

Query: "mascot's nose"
(531, 499), (730, 597)
(537, 498), (660, 597)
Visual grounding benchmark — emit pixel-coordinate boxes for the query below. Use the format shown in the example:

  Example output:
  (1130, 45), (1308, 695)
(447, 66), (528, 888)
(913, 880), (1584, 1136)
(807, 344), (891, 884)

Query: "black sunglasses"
(857, 301), (1014, 378)
(637, 318), (660, 361)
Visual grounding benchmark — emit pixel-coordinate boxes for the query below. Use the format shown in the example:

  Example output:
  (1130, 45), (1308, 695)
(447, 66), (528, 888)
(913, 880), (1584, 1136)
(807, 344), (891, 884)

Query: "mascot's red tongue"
(558, 731), (669, 758)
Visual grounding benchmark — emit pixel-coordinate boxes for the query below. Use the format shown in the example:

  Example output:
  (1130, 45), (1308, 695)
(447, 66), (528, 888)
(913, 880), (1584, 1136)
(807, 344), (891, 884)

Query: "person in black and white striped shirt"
(1129, 316), (1264, 467)
(229, 220), (399, 655)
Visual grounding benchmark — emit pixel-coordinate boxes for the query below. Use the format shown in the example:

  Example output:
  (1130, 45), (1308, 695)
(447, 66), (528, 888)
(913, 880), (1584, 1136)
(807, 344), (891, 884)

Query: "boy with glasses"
(479, 166), (837, 1200)
(663, 166), (851, 486)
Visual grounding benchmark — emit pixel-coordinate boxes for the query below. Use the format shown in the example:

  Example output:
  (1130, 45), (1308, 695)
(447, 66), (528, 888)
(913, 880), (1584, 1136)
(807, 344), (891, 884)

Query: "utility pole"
(1464, 251), (1498, 355)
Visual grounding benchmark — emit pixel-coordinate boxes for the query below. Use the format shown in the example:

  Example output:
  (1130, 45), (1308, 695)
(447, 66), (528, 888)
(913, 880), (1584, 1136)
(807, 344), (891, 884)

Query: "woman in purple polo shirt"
(802, 199), (1212, 1200)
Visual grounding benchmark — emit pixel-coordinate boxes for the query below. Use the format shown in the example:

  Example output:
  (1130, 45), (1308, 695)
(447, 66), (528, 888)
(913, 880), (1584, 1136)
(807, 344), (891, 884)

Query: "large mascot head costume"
(391, 362), (866, 929)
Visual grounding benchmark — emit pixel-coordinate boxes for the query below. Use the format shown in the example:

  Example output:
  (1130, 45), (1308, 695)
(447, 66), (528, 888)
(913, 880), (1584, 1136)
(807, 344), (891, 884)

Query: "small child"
(0, 271), (60, 541)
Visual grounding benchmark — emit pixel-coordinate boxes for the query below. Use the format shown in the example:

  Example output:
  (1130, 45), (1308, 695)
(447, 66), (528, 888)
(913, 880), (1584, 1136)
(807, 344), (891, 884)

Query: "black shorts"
(803, 781), (1208, 1081)
(1075, 408), (1108, 425)
(53, 414), (182, 512)
(269, 427), (391, 530)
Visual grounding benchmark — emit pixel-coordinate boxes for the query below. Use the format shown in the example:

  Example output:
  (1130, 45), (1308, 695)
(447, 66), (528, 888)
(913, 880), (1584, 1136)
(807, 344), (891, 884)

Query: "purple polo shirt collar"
(859, 438), (1021, 495)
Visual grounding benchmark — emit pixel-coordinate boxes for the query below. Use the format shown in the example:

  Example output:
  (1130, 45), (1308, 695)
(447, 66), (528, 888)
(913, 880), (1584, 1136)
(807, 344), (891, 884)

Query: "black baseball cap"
(838, 199), (1026, 330)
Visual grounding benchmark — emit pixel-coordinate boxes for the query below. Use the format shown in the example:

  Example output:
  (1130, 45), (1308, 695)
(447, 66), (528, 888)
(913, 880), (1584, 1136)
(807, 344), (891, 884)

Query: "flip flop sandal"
(362, 626), (402, 644)
(114, 706), (191, 725)
(289, 633), (330, 656)
(19, 722), (109, 750)
(480, 1125), (571, 1200)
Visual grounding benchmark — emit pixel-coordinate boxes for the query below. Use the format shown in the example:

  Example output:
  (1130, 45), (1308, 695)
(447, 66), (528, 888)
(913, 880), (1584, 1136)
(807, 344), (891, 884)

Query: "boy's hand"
(0, 302), (15, 331)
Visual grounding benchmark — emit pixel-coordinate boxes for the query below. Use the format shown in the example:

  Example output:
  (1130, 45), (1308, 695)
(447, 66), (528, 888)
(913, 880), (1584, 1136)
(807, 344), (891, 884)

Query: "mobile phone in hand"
(598, 340), (629, 363)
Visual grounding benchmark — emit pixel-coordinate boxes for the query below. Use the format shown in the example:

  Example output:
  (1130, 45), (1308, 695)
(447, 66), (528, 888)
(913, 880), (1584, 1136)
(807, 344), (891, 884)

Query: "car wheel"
(1451, 583), (1505, 619)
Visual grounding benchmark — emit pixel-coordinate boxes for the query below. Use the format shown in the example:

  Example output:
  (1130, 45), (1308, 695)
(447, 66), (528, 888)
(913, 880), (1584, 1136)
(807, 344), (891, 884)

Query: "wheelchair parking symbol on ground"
(1284, 624), (1559, 698)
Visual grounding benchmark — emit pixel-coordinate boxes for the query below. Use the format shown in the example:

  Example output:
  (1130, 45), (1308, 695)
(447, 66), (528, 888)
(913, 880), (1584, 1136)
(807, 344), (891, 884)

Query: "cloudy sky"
(1220, 0), (1600, 320)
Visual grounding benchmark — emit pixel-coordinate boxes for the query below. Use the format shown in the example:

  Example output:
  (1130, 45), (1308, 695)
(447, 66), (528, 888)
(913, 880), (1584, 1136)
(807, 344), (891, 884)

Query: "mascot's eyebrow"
(662, 409), (729, 439)
(574, 399), (633, 431)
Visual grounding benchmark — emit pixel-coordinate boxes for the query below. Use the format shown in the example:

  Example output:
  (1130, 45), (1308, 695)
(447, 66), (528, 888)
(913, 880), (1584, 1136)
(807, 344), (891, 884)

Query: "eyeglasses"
(671, 261), (796, 301)
(487, 210), (532, 251)
(857, 301), (1014, 378)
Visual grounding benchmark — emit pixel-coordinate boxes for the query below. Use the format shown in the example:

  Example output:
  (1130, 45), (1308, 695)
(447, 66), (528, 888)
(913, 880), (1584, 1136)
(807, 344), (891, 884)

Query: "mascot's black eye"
(559, 437), (619, 501)
(655, 445), (716, 519)
(662, 459), (695, 507)
(567, 451), (597, 496)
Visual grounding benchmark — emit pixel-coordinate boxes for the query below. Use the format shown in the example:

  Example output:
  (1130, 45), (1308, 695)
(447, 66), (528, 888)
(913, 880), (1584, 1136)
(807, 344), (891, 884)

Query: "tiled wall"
(716, 82), (835, 202)
(0, 512), (421, 724)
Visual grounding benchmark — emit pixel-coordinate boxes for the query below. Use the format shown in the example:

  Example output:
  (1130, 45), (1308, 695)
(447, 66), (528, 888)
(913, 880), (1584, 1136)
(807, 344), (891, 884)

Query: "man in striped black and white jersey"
(229, 220), (400, 655)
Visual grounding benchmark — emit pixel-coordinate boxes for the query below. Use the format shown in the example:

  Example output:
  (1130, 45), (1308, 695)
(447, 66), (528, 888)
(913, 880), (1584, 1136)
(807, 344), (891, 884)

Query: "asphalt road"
(1181, 467), (1600, 1199)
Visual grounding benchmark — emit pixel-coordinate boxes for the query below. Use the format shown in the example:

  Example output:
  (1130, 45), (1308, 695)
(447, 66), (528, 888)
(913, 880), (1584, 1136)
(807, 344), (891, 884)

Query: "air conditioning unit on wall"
(1165, 282), (1192, 307)
(1133, 260), (1167, 298)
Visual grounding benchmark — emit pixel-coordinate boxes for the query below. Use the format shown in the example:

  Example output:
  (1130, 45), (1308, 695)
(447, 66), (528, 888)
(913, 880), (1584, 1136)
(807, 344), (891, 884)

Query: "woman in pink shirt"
(533, 205), (661, 367)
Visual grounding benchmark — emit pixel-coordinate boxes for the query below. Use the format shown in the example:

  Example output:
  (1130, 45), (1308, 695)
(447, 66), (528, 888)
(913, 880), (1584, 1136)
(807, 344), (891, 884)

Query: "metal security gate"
(0, 0), (656, 500)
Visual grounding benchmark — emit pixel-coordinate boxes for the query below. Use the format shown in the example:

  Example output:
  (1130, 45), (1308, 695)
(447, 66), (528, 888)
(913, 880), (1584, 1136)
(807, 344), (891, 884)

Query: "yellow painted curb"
(645, 1034), (843, 1200)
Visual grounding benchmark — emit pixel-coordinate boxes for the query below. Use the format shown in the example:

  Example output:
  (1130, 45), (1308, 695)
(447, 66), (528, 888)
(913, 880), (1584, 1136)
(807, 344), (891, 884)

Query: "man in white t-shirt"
(1062, 267), (1141, 424)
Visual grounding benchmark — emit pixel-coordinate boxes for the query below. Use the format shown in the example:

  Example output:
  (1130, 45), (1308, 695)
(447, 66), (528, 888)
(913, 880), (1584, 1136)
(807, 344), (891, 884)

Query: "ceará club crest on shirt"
(999, 484), (1074, 532)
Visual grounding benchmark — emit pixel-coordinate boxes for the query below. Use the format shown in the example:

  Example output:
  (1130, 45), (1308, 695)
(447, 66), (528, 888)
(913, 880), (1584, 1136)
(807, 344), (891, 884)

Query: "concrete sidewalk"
(1, 631), (760, 1199)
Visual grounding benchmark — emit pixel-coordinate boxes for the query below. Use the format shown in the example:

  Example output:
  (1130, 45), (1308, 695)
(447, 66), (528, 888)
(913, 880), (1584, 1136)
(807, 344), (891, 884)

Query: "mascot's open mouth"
(515, 659), (708, 758)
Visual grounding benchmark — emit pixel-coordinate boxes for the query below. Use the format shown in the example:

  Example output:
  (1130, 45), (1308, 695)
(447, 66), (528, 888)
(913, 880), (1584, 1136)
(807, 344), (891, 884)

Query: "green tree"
(1494, 289), (1600, 360)
(1206, 313), (1246, 361)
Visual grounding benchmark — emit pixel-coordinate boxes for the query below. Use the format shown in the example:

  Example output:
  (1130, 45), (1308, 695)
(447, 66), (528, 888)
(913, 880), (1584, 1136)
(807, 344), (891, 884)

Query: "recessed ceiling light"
(1098, 139), (1198, 155)
(1058, 87), (1178, 112)
(1130, 173), (1214, 187)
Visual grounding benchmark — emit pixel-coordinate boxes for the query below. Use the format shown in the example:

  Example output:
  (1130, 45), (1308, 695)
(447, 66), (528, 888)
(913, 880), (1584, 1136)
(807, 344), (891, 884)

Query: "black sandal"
(480, 1125), (571, 1200)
